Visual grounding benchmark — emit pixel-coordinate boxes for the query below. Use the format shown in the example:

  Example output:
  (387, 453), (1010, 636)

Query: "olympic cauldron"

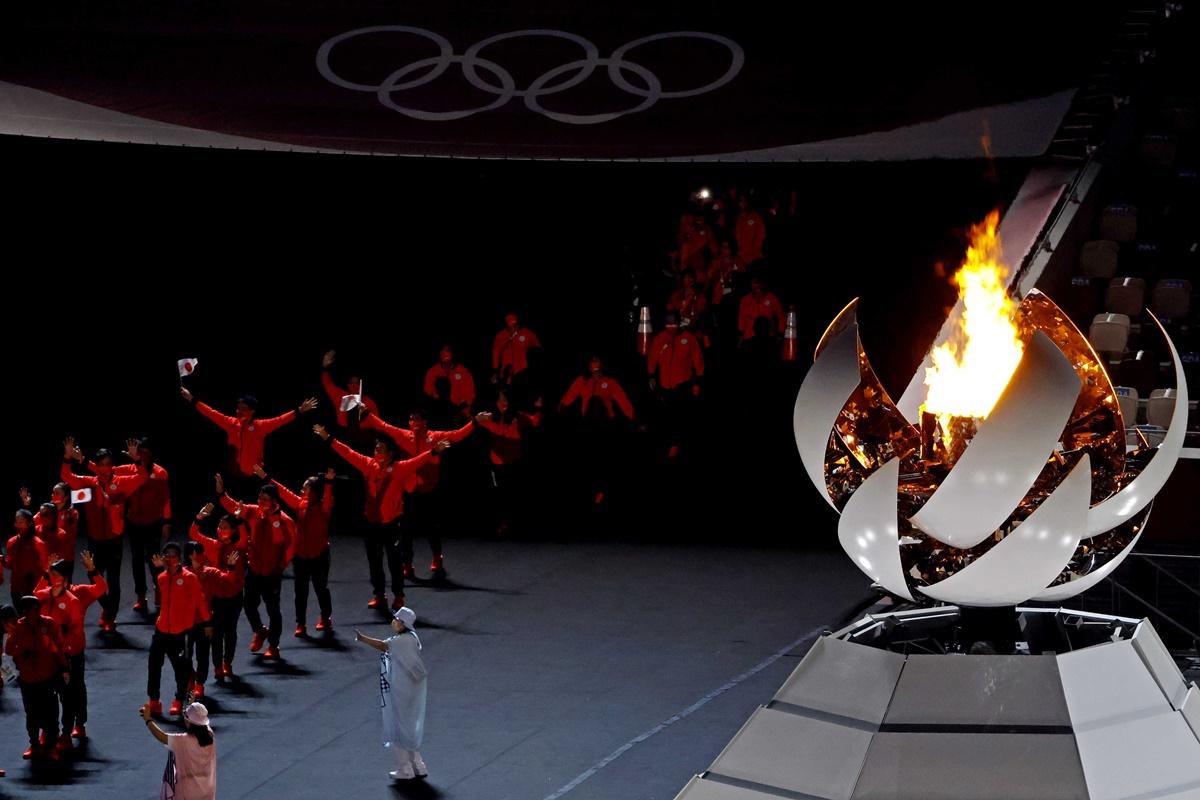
(793, 290), (1188, 607)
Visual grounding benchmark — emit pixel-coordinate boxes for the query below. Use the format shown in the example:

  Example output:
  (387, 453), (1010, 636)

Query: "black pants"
(89, 536), (124, 618)
(60, 653), (87, 731)
(293, 550), (333, 622)
(187, 623), (212, 683)
(20, 678), (58, 744)
(401, 491), (443, 566)
(126, 520), (164, 599)
(364, 520), (405, 598)
(244, 572), (283, 646)
(210, 593), (242, 669)
(660, 383), (697, 446)
(148, 631), (191, 702)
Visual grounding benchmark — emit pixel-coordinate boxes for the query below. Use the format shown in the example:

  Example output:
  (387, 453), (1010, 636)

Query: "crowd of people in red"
(0, 187), (794, 774)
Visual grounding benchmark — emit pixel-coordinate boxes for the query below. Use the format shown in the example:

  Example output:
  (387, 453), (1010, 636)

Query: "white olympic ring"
(316, 26), (744, 124)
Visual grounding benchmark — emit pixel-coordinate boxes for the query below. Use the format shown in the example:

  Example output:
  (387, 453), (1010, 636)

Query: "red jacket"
(112, 462), (171, 526)
(477, 412), (541, 465)
(560, 375), (635, 420)
(193, 401), (298, 477)
(60, 462), (149, 540)
(219, 497), (295, 577)
(5, 532), (52, 597)
(329, 439), (434, 524)
(667, 288), (708, 324)
(648, 329), (705, 389)
(34, 572), (107, 656)
(738, 291), (785, 339)
(272, 479), (333, 560)
(155, 567), (205, 634)
(187, 524), (248, 598)
(735, 210), (766, 263)
(5, 614), (66, 683)
(192, 564), (244, 621)
(321, 370), (379, 428)
(363, 414), (474, 492)
(492, 327), (541, 378)
(34, 524), (73, 566)
(424, 363), (476, 410)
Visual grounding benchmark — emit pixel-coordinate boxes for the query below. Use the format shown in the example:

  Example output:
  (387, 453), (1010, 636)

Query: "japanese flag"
(340, 394), (362, 412)
(177, 358), (199, 378)
(72, 487), (93, 504)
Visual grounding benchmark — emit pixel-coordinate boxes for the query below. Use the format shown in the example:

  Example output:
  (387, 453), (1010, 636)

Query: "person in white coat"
(355, 606), (428, 780)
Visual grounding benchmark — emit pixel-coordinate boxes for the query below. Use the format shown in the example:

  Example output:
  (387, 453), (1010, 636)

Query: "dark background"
(2, 134), (1027, 547)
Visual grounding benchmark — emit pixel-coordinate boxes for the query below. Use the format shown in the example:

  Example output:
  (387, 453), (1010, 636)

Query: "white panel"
(675, 776), (793, 800)
(1087, 313), (1189, 536)
(837, 459), (914, 601)
(773, 636), (906, 725)
(1132, 622), (1191, 710)
(919, 455), (1090, 606)
(1181, 685), (1200, 743)
(793, 302), (862, 510)
(911, 332), (1081, 549)
(1074, 711), (1200, 800)
(1034, 530), (1143, 602)
(1057, 639), (1173, 731)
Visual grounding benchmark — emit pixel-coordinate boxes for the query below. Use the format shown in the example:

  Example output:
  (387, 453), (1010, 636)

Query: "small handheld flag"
(177, 358), (199, 378)
(73, 488), (93, 504)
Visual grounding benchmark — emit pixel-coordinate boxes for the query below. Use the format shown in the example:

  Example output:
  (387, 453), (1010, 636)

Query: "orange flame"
(921, 211), (1024, 443)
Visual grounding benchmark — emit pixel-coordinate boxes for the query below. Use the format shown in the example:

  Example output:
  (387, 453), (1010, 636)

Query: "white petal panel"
(919, 455), (1091, 606)
(1034, 530), (1144, 602)
(910, 332), (1081, 549)
(793, 302), (862, 510)
(837, 459), (914, 601)
(1086, 313), (1188, 536)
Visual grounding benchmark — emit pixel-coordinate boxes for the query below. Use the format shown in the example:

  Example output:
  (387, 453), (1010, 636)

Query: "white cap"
(183, 702), (211, 728)
(393, 606), (416, 629)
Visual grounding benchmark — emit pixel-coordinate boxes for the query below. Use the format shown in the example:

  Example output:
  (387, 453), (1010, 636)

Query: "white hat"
(183, 702), (211, 728)
(393, 606), (416, 629)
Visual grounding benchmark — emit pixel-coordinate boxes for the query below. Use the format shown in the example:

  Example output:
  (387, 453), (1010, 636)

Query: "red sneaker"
(401, 563), (414, 580)
(221, 661), (234, 678)
(263, 645), (280, 660)
(315, 616), (331, 632)
(132, 596), (148, 613)
(71, 725), (86, 739)
(294, 624), (306, 638)
(142, 700), (163, 717)
(392, 595), (406, 611)
(191, 682), (205, 699)
(430, 556), (447, 582)
(249, 631), (266, 653)
(55, 734), (73, 752)
(22, 745), (35, 760)
(213, 663), (226, 679)
(367, 595), (385, 610)
(168, 700), (183, 716)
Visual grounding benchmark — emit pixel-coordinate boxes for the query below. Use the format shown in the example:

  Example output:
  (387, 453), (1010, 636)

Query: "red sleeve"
(362, 414), (417, 454)
(692, 340), (706, 377)
(393, 448), (435, 478)
(113, 467), (150, 495)
(76, 571), (108, 605)
(435, 421), (475, 445)
(270, 480), (303, 514)
(110, 463), (139, 476)
(235, 502), (260, 522)
(218, 494), (240, 515)
(527, 329), (542, 349)
(60, 462), (99, 490)
(560, 377), (583, 408)
(364, 396), (379, 416)
(191, 575), (206, 627)
(476, 418), (503, 437)
(38, 538), (51, 573)
(195, 402), (239, 435)
(321, 370), (345, 406)
(254, 410), (298, 435)
(48, 620), (67, 665)
(423, 366), (439, 398)
(281, 517), (296, 572)
(492, 331), (505, 370)
(462, 369), (476, 408)
(611, 380), (635, 420)
(330, 438), (374, 476)
(188, 523), (219, 557)
(321, 483), (334, 515)
(647, 334), (663, 375)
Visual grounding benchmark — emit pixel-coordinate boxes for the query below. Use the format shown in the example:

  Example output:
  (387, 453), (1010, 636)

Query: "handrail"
(1127, 554), (1200, 599)
(1107, 579), (1200, 644)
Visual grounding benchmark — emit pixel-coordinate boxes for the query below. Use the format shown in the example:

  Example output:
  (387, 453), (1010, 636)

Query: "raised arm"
(183, 389), (239, 435)
(315, 425), (374, 476)
(559, 377), (583, 410)
(353, 629), (389, 653)
(361, 413), (417, 453)
(434, 419), (476, 445)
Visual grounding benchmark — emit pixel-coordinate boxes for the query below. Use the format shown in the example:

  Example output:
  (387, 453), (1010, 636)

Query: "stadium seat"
(1118, 350), (1162, 397)
(1130, 424), (1167, 448)
(1079, 240), (1120, 279)
(1063, 276), (1104, 325)
(1100, 205), (1139, 242)
(1150, 278), (1192, 319)
(1114, 386), (1140, 426)
(1139, 134), (1178, 168)
(1146, 389), (1177, 429)
(1106, 277), (1147, 316)
(1090, 313), (1131, 357)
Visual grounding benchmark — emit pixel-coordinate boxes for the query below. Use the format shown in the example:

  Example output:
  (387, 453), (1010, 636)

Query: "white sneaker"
(390, 769), (415, 781)
(412, 753), (428, 778)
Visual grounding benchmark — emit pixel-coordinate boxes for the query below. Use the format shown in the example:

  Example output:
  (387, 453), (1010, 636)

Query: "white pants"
(390, 748), (427, 779)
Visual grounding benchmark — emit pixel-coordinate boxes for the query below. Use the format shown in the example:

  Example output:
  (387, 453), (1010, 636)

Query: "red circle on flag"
(184, 362), (193, 373)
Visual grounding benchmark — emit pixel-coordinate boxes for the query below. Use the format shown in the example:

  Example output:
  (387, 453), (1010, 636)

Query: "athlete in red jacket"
(181, 386), (318, 478)
(560, 357), (637, 506)
(183, 539), (242, 697)
(314, 424), (444, 610)
(252, 463), (334, 636)
(19, 486), (77, 579)
(648, 313), (706, 459)
(5, 511), (50, 603)
(737, 276), (785, 340)
(492, 313), (542, 384)
(475, 391), (542, 535)
(217, 481), (295, 660)
(60, 437), (149, 632)
(425, 345), (476, 412)
(321, 350), (379, 428)
(34, 552), (106, 748)
(5, 595), (68, 760)
(108, 438), (172, 614)
(361, 410), (475, 580)
(142, 542), (205, 718)
(188, 505), (248, 680)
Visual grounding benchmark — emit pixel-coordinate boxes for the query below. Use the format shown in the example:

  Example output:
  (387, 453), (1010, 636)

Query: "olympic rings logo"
(316, 27), (744, 124)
